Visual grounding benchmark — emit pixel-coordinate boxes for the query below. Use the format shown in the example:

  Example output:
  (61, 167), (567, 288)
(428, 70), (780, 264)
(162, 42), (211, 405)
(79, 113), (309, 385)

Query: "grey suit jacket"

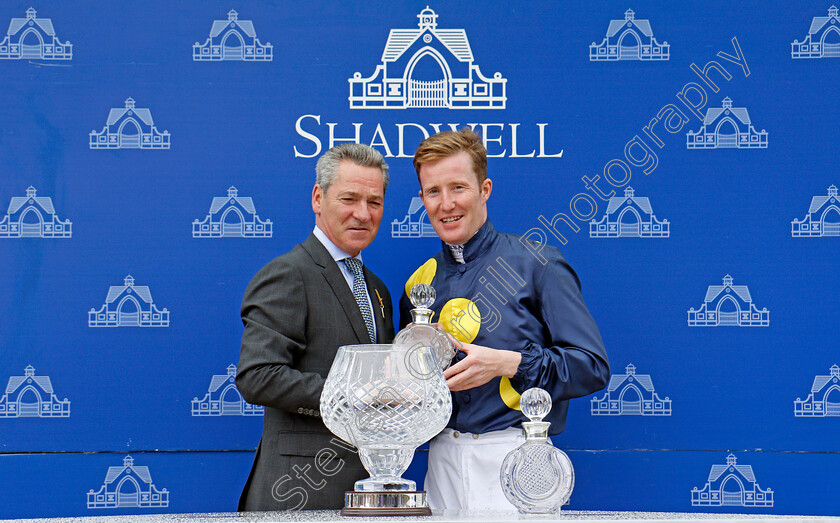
(236, 233), (395, 511)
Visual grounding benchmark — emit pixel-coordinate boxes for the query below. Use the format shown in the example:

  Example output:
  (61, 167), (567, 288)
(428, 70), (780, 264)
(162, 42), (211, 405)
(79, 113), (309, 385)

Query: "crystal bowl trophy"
(320, 342), (452, 516)
(392, 283), (457, 371)
(500, 387), (575, 514)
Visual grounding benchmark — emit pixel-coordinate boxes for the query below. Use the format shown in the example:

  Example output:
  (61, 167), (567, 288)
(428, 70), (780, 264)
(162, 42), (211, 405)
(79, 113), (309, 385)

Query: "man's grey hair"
(315, 143), (389, 195)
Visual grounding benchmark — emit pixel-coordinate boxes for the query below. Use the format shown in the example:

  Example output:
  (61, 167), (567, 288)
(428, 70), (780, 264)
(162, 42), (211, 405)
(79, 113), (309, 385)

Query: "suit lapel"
(302, 233), (371, 344)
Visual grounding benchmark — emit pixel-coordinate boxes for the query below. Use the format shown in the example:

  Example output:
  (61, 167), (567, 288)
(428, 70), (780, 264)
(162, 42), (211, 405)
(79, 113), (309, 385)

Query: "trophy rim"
(337, 343), (395, 352)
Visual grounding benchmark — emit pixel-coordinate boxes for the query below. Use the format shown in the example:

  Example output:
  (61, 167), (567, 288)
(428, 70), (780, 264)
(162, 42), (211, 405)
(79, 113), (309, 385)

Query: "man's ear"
(481, 178), (493, 202)
(312, 184), (323, 215)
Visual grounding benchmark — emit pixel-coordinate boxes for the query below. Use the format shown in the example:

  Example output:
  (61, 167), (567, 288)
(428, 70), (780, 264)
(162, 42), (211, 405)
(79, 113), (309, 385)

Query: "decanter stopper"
(521, 387), (551, 422)
(408, 283), (435, 324)
(500, 387), (575, 514)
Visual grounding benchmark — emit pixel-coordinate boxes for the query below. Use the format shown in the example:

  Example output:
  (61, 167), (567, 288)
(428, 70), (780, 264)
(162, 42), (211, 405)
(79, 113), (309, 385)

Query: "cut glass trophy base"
(342, 490), (431, 517)
(354, 476), (416, 492)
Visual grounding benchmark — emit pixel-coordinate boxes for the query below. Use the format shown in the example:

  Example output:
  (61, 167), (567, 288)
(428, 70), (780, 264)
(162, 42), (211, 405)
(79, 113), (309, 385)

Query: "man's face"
(313, 160), (385, 257)
(419, 151), (492, 245)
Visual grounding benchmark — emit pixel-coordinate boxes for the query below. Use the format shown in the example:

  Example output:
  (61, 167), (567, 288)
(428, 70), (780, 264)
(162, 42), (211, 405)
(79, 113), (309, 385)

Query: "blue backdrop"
(1, 0), (839, 517)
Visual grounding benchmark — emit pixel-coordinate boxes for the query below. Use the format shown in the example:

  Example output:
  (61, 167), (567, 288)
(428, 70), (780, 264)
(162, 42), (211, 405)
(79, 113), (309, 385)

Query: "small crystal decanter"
(393, 284), (457, 371)
(500, 387), (575, 514)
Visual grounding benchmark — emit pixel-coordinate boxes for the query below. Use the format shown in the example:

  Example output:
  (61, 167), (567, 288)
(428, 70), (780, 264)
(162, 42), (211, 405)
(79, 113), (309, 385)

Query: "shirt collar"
(313, 226), (363, 264)
(441, 220), (495, 265)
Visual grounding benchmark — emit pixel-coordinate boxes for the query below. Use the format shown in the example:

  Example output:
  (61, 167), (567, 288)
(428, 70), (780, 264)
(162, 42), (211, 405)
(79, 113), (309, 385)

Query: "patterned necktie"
(447, 243), (465, 264)
(342, 258), (376, 343)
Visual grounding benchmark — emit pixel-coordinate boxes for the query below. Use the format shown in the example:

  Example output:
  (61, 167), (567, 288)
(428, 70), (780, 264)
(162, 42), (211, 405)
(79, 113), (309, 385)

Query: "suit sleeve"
(236, 259), (324, 412)
(509, 253), (610, 401)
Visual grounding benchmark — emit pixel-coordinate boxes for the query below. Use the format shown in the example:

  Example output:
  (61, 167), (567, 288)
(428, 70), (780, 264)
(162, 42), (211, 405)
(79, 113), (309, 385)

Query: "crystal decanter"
(500, 387), (575, 514)
(392, 283), (457, 370)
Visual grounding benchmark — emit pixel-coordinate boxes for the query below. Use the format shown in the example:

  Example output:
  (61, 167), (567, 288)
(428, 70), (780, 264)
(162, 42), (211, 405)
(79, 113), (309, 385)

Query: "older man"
(400, 128), (609, 510)
(237, 143), (394, 511)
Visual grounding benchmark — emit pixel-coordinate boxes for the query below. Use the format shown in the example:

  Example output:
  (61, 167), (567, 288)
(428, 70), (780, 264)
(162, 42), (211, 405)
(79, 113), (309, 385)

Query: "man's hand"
(443, 342), (522, 392)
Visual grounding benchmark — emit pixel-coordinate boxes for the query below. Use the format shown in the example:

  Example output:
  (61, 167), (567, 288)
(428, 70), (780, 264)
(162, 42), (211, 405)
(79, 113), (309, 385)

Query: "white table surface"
(6, 510), (838, 523)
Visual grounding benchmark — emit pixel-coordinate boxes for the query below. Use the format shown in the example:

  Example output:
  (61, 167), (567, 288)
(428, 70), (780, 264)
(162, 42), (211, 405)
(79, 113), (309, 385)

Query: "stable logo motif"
(691, 454), (774, 507)
(391, 197), (437, 238)
(192, 364), (263, 416)
(87, 456), (169, 509)
(687, 275), (769, 327)
(795, 364), (840, 416)
(792, 6), (840, 58)
(791, 185), (840, 237)
(590, 9), (669, 61)
(589, 187), (669, 238)
(88, 275), (170, 327)
(349, 6), (506, 109)
(0, 8), (72, 60)
(591, 364), (671, 416)
(0, 186), (72, 238)
(90, 98), (170, 149)
(686, 97), (768, 149)
(0, 365), (70, 418)
(192, 186), (272, 238)
(193, 9), (272, 61)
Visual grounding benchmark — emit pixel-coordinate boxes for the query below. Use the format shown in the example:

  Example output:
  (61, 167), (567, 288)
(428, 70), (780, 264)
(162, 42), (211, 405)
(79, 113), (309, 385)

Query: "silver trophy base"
(341, 490), (432, 517)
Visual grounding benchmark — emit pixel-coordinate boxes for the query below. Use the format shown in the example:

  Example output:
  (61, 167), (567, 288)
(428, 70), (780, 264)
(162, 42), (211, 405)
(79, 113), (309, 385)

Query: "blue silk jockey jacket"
(399, 220), (610, 435)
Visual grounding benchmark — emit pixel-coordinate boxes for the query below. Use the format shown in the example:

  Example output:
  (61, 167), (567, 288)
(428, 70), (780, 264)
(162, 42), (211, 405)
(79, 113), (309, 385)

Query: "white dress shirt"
(312, 226), (377, 340)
